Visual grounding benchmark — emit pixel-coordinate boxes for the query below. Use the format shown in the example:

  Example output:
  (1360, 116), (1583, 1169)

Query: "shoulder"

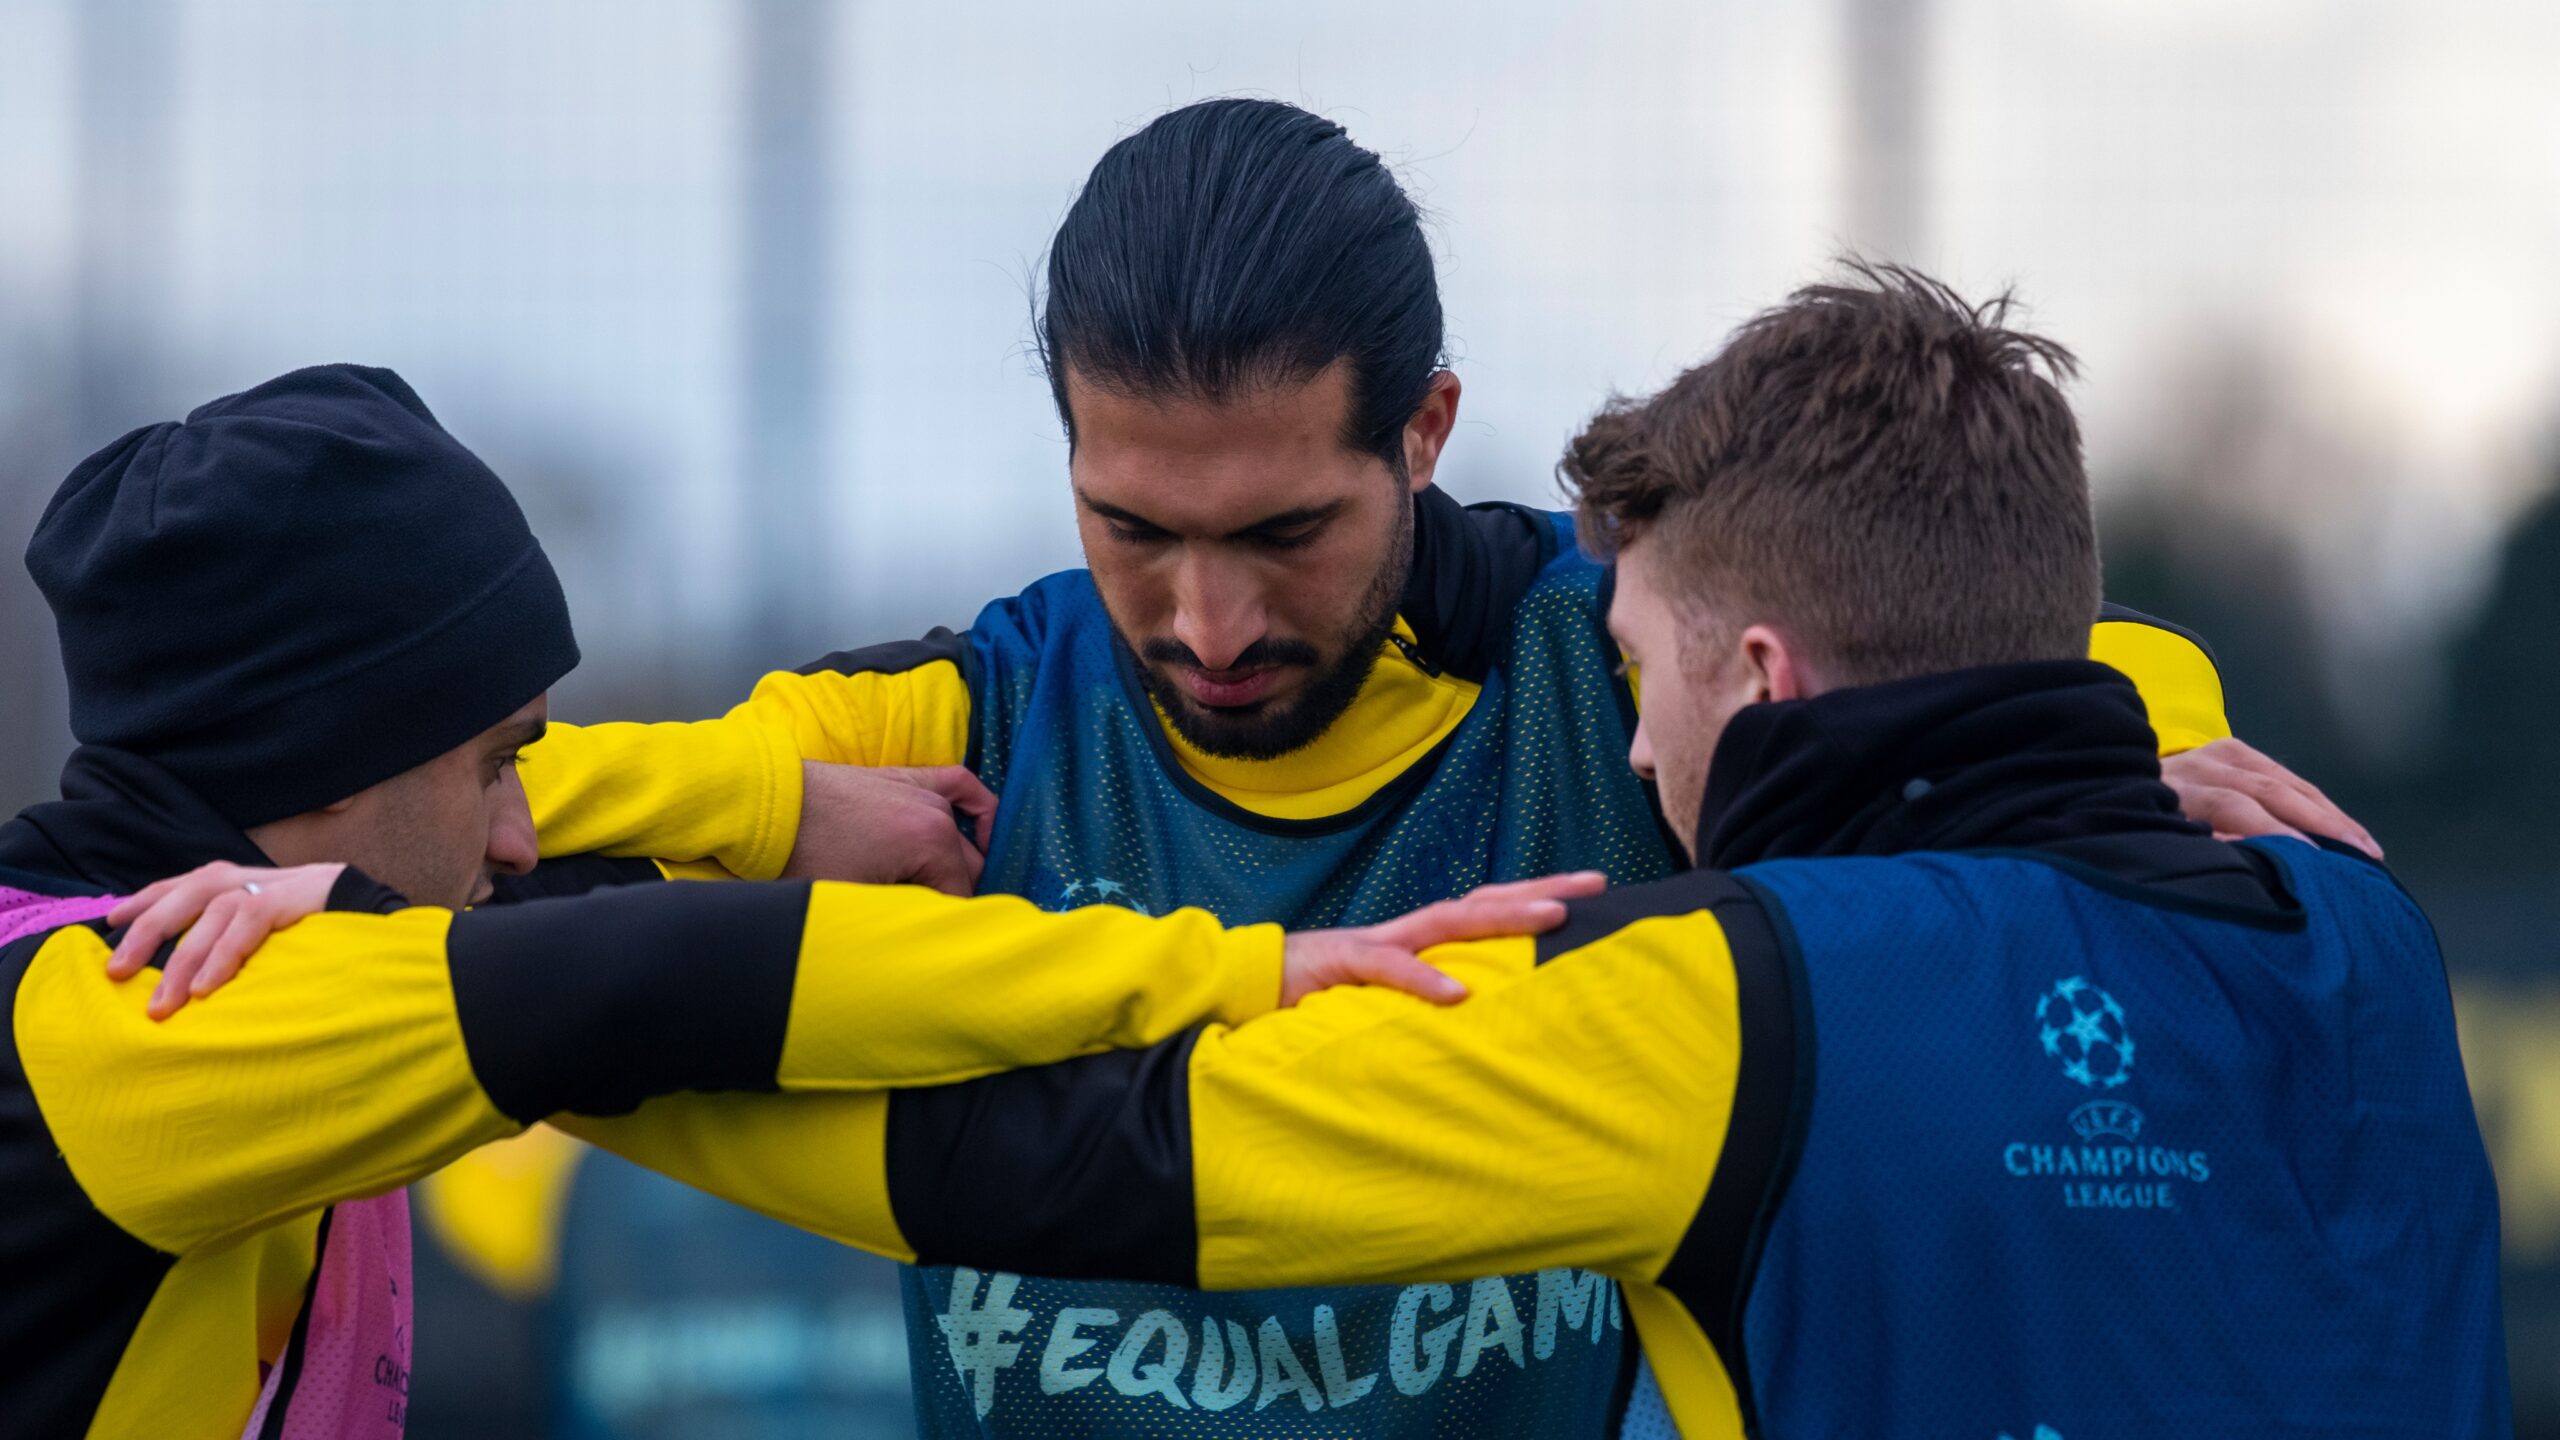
(1535, 867), (1771, 966)
(795, 626), (974, 680)
(790, 570), (1116, 680)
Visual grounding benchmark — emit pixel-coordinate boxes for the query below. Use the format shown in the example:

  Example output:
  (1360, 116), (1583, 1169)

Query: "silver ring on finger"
(243, 882), (263, 897)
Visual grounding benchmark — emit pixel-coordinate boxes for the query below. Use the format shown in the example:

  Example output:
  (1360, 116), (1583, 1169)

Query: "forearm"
(1188, 928), (1727, 1290)
(519, 716), (805, 878)
(778, 883), (1281, 1088)
(733, 654), (973, 769)
(555, 1092), (911, 1261)
(18, 906), (519, 1254)
(515, 649), (977, 879)
(450, 879), (1280, 1112)
(881, 925), (1732, 1293)
(24, 876), (1276, 1255)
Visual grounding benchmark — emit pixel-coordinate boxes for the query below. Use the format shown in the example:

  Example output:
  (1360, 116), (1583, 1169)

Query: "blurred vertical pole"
(1843, 0), (1928, 263)
(5, 0), (178, 807)
(740, 0), (835, 657)
(74, 0), (172, 438)
(737, 0), (834, 653)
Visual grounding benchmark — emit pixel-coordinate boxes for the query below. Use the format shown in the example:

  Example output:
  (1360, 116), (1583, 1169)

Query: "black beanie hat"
(27, 364), (581, 828)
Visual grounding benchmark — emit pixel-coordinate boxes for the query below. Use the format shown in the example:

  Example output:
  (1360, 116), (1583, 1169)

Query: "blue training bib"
(903, 512), (1675, 1439)
(1726, 842), (2509, 1438)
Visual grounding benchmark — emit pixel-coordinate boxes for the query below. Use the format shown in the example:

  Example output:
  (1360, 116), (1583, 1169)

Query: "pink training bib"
(0, 883), (417, 1439)
(0, 885), (121, 948)
(240, 1193), (415, 1439)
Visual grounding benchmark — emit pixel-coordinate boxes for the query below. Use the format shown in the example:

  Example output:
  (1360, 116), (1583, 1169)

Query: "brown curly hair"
(1562, 260), (2099, 686)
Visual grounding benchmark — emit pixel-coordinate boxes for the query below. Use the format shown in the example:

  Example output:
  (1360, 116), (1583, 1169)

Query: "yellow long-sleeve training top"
(545, 655), (2270, 1440)
(0, 748), (1281, 1439)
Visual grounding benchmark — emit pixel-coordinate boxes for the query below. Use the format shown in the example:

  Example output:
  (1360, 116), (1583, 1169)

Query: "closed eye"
(1247, 523), (1323, 552)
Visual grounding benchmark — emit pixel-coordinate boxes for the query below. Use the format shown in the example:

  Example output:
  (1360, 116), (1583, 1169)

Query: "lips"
(1179, 667), (1282, 708)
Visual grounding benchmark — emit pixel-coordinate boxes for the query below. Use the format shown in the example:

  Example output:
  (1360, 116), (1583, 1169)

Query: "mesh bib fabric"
(1729, 843), (2508, 1438)
(902, 517), (1675, 1439)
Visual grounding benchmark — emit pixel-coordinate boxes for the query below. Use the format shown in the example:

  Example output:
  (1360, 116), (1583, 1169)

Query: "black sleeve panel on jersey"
(1536, 866), (1806, 1427)
(446, 880), (813, 1123)
(2097, 600), (2219, 666)
(1401, 488), (1556, 683)
(486, 853), (664, 905)
(884, 1029), (1204, 1287)
(323, 866), (414, 915)
(794, 626), (973, 680)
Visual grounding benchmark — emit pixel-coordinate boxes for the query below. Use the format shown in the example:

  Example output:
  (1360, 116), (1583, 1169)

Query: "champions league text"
(2003, 1141), (2212, 1210)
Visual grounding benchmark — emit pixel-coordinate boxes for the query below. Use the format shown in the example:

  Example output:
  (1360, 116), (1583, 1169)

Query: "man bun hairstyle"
(1563, 260), (2100, 685)
(1039, 98), (1444, 472)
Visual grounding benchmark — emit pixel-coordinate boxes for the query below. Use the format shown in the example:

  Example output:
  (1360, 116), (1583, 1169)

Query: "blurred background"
(1, 0), (2553, 1432)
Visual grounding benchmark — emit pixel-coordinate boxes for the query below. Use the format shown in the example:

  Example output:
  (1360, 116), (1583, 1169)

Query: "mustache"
(1139, 636), (1321, 673)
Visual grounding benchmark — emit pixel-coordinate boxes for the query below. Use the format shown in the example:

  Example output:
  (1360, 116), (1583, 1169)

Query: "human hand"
(782, 761), (1000, 895)
(2161, 738), (2381, 859)
(1279, 871), (1610, 1007)
(102, 861), (348, 1020)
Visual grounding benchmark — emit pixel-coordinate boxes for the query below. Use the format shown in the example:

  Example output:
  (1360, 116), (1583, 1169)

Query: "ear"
(1738, 623), (1813, 704)
(1400, 371), (1462, 494)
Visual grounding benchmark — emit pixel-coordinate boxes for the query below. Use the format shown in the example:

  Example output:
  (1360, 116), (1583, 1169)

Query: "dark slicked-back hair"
(1563, 261), (2100, 685)
(1039, 98), (1444, 470)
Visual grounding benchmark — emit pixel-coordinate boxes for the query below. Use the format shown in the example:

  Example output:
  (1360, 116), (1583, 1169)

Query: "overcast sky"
(1, 0), (2553, 689)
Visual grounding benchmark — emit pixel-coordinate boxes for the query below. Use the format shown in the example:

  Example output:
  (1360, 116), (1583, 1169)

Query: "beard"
(1121, 493), (1413, 762)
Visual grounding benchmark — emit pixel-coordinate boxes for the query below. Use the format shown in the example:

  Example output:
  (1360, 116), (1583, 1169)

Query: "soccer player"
(510, 101), (2370, 1438)
(0, 364), (1575, 1439)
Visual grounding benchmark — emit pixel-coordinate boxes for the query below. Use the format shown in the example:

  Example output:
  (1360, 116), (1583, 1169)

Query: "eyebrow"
(494, 719), (548, 751)
(1076, 489), (1350, 542)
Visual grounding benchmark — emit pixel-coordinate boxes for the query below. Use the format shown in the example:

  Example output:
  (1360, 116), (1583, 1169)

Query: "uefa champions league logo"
(2008, 975), (2205, 1210)
(1052, 876), (1155, 916)
(2036, 976), (2134, 1089)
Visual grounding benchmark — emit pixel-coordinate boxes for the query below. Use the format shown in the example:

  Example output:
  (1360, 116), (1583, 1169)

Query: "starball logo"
(2002, 977), (2211, 1210)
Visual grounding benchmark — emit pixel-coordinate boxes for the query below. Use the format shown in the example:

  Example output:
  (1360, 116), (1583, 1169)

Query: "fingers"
(108, 865), (237, 980)
(906, 833), (985, 898)
(114, 864), (339, 1017)
(2182, 785), (2306, 850)
(1367, 871), (1608, 950)
(886, 776), (990, 891)
(151, 890), (250, 1020)
(2165, 739), (2380, 858)
(1370, 898), (1561, 951)
(105, 871), (187, 931)
(2220, 740), (2381, 858)
(186, 907), (279, 1007)
(107, 890), (184, 980)
(1462, 872), (1610, 905)
(1336, 944), (1468, 1006)
(789, 763), (1001, 884)
(907, 766), (1000, 855)
(892, 789), (987, 896)
(1279, 933), (1470, 1007)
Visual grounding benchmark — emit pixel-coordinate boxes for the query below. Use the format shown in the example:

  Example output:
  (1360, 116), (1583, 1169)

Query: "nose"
(1169, 551), (1267, 671)
(1628, 716), (1658, 784)
(486, 768), (540, 878)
